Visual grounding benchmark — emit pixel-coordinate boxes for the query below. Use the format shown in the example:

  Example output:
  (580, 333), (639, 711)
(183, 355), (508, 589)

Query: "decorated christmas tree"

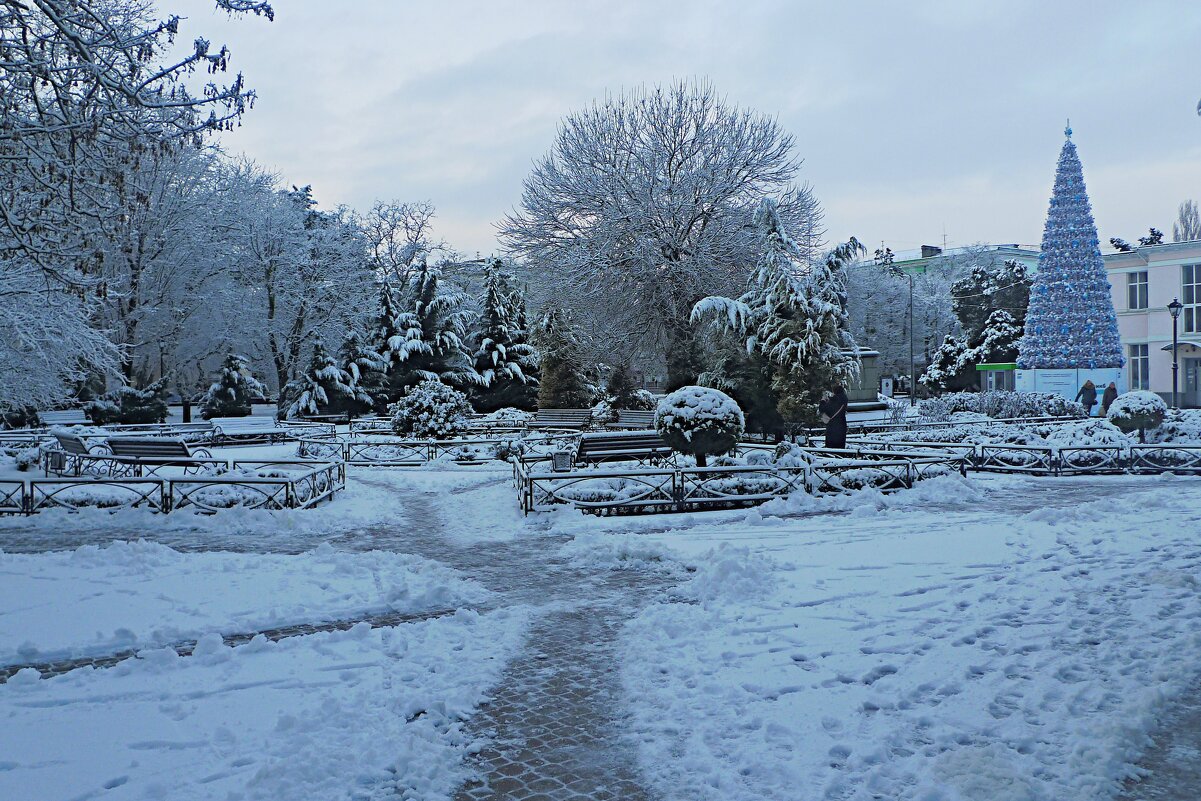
(1017, 126), (1124, 370)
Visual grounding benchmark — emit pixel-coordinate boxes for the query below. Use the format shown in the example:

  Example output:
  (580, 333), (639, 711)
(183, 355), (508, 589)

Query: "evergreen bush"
(655, 385), (744, 467)
(201, 354), (267, 419)
(389, 380), (473, 439)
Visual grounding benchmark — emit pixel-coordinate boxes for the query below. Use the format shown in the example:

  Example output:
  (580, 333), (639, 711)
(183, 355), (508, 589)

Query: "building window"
(1184, 264), (1201, 333)
(1129, 344), (1149, 390)
(1127, 271), (1148, 310)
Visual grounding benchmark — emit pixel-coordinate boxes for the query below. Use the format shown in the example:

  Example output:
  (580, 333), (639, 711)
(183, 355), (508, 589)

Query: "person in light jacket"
(1075, 380), (1098, 416)
(1101, 381), (1118, 416)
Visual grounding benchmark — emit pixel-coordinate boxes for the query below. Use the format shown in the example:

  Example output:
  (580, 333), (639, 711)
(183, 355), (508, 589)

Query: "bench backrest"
(533, 409), (592, 428)
(576, 430), (670, 457)
(171, 422), (214, 433)
(54, 432), (91, 455)
(210, 417), (281, 431)
(614, 409), (655, 427)
(107, 437), (193, 459)
(41, 410), (88, 426)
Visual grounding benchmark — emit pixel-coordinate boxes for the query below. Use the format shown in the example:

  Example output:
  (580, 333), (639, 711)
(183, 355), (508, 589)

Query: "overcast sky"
(171, 0), (1201, 258)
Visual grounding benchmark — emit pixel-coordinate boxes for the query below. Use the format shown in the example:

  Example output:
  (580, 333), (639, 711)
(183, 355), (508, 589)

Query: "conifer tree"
(383, 259), (480, 397)
(532, 306), (594, 408)
(283, 340), (356, 419)
(1018, 126), (1124, 370)
(471, 259), (539, 412)
(337, 331), (386, 416)
(604, 363), (641, 409)
(693, 198), (862, 428)
(200, 354), (267, 419)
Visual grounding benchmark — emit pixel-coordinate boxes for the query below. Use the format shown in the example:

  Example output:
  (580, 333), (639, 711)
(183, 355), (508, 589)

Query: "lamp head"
(1168, 298), (1184, 319)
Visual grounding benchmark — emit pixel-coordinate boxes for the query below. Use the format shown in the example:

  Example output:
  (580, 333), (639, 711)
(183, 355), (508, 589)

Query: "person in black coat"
(1101, 381), (1118, 416)
(819, 383), (849, 450)
(1075, 380), (1098, 416)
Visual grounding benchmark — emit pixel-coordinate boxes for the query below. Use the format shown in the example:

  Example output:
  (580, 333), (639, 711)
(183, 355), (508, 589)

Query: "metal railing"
(0, 460), (345, 515)
(297, 432), (576, 467)
(514, 449), (964, 515)
(851, 439), (1201, 476)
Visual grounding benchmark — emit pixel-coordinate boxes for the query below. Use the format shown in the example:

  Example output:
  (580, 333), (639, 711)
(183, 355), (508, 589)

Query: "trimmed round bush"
(655, 386), (744, 467)
(389, 380), (473, 439)
(1107, 390), (1167, 442)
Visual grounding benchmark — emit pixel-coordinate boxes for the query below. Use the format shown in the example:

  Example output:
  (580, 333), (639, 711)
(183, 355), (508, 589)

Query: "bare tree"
(361, 200), (450, 285)
(498, 80), (823, 388)
(1174, 200), (1201, 242)
(0, 0), (269, 409)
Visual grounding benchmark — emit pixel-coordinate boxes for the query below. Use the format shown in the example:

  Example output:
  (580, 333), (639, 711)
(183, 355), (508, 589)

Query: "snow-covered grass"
(0, 607), (529, 801)
(0, 541), (489, 666)
(600, 472), (1201, 800)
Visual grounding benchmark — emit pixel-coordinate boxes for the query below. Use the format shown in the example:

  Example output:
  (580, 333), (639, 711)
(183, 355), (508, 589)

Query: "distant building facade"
(1105, 240), (1201, 407)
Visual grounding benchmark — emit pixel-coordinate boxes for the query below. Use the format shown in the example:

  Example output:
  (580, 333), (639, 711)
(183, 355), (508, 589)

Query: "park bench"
(46, 432), (111, 477)
(104, 437), (218, 477)
(529, 408), (593, 431)
(209, 417), (292, 444)
(40, 409), (89, 427)
(296, 413), (350, 425)
(574, 429), (674, 466)
(611, 409), (655, 430)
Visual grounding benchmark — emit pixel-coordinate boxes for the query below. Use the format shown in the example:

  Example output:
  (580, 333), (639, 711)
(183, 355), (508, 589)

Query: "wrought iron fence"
(849, 439), (1201, 476)
(297, 432), (576, 467)
(0, 460), (345, 515)
(515, 451), (962, 515)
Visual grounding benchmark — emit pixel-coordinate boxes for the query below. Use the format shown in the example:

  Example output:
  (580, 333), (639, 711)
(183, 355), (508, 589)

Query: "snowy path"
(354, 476), (674, 799)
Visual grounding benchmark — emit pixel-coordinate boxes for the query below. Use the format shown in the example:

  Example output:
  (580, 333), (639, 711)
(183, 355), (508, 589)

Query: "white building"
(1105, 240), (1201, 407)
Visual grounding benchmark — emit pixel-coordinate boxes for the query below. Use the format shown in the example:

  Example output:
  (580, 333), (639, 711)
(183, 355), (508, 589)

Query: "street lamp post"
(1168, 298), (1183, 408)
(906, 272), (915, 407)
(876, 247), (916, 407)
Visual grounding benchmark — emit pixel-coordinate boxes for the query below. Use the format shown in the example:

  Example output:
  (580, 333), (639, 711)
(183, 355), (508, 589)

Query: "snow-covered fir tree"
(283, 340), (356, 419)
(471, 260), (538, 412)
(532, 306), (595, 408)
(692, 198), (861, 428)
(604, 363), (653, 410)
(922, 310), (1023, 392)
(1017, 127), (1123, 370)
(921, 259), (1031, 391)
(337, 331), (386, 416)
(382, 259), (480, 397)
(200, 354), (267, 419)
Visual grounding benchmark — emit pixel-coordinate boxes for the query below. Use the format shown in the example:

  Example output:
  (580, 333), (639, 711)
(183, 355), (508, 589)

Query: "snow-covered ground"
(2, 460), (1199, 800)
(1, 608), (529, 801)
(585, 473), (1201, 801)
(0, 541), (488, 666)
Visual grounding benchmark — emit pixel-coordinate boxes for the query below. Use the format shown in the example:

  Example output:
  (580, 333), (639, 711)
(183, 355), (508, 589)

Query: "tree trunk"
(664, 317), (701, 391)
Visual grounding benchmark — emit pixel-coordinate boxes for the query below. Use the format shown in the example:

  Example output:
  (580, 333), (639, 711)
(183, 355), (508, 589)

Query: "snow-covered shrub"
(1044, 419), (1128, 448)
(478, 407), (533, 426)
(201, 354), (267, 419)
(1148, 409), (1201, 444)
(1107, 391), (1167, 442)
(919, 391), (1085, 422)
(590, 399), (617, 427)
(14, 444), (45, 471)
(83, 382), (169, 425)
(389, 380), (473, 439)
(655, 386), (744, 467)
